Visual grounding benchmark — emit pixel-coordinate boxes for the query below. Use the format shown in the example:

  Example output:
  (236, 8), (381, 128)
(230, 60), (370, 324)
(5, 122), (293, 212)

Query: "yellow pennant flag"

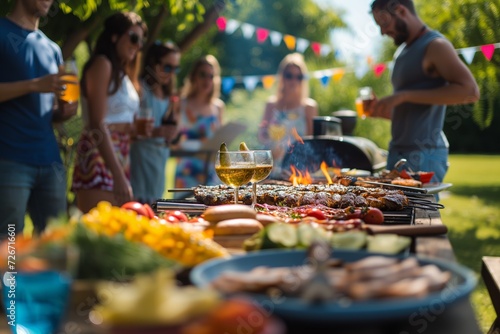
(283, 35), (296, 50)
(332, 68), (345, 82)
(262, 75), (276, 89)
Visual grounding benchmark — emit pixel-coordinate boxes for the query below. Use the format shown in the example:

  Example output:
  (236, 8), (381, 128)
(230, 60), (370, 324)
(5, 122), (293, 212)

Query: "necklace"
(407, 25), (427, 46)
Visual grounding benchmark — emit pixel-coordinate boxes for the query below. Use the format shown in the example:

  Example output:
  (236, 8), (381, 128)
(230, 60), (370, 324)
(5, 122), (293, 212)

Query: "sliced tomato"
(121, 202), (149, 217)
(305, 208), (326, 220)
(169, 210), (189, 222)
(143, 204), (156, 219)
(165, 215), (180, 223)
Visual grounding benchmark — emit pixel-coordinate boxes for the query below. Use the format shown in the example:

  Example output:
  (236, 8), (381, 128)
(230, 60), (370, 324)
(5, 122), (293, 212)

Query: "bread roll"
(203, 204), (257, 223)
(214, 218), (263, 236)
(256, 214), (284, 226)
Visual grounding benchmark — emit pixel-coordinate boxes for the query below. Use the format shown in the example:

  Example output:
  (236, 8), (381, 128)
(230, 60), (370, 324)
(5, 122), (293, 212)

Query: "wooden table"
(482, 256), (500, 334)
(0, 203), (482, 334)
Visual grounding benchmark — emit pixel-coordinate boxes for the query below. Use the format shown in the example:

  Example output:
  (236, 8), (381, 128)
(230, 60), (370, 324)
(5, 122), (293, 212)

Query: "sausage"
(203, 204), (257, 223)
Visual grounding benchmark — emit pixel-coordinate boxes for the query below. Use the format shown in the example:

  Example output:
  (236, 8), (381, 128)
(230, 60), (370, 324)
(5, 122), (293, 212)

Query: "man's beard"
(393, 17), (410, 46)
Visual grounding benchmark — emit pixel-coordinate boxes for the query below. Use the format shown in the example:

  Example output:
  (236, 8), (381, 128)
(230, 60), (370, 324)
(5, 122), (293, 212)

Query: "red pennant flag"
(311, 42), (321, 56)
(256, 28), (269, 43)
(216, 16), (227, 31)
(480, 44), (495, 61)
(373, 63), (387, 77)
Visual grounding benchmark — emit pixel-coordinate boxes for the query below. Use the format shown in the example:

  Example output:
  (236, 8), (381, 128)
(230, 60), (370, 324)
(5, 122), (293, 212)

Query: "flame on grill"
(289, 165), (313, 185)
(289, 161), (342, 185)
(320, 161), (333, 184)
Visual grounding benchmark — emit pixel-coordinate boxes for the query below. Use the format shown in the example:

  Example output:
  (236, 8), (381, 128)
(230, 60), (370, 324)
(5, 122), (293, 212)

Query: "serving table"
(0, 200), (482, 334)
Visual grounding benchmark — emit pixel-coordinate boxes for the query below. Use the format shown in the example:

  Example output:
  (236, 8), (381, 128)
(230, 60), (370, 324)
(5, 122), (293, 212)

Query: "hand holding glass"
(215, 151), (255, 204)
(135, 107), (154, 138)
(250, 150), (273, 207)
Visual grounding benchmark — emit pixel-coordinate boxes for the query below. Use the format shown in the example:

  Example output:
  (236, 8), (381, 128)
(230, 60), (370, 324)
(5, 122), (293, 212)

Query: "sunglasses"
(128, 31), (143, 46)
(198, 71), (214, 79)
(283, 72), (305, 81)
(163, 64), (180, 74)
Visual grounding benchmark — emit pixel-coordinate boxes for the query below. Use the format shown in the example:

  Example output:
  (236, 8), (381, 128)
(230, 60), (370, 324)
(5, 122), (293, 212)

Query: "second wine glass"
(250, 150), (273, 207)
(215, 150), (255, 204)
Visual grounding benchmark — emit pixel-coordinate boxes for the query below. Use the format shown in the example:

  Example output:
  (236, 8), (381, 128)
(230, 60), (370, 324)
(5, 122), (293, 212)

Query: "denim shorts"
(387, 148), (449, 183)
(0, 159), (67, 237)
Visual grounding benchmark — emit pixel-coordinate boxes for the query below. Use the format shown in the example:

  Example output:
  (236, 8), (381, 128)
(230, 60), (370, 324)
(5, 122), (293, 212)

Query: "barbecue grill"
(280, 135), (387, 176)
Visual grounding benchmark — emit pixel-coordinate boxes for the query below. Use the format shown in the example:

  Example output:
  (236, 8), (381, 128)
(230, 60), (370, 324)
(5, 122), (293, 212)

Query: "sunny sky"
(314, 0), (385, 63)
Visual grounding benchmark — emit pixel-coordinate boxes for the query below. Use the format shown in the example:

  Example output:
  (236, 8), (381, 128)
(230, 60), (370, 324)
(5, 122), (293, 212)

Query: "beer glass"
(59, 60), (80, 104)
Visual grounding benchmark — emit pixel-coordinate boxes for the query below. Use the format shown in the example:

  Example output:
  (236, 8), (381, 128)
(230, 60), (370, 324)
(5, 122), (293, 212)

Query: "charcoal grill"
(280, 135), (387, 177)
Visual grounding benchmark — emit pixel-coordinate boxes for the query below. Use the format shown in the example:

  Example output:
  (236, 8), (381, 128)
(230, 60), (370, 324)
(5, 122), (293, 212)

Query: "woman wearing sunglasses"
(258, 52), (318, 178)
(129, 42), (181, 204)
(173, 55), (225, 197)
(72, 12), (147, 213)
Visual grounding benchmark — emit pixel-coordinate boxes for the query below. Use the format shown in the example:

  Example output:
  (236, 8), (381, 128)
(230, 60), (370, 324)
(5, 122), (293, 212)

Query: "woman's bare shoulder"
(304, 97), (318, 108)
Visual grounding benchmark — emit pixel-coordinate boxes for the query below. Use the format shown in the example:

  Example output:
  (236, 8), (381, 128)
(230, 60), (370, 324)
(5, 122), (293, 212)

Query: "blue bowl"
(190, 249), (477, 323)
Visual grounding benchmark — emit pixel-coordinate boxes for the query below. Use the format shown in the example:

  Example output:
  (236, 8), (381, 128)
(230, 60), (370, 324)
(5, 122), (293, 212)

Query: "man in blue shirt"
(0, 0), (78, 237)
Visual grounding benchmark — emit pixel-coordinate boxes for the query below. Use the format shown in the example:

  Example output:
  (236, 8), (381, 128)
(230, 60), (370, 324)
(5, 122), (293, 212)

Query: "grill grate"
(382, 207), (415, 225)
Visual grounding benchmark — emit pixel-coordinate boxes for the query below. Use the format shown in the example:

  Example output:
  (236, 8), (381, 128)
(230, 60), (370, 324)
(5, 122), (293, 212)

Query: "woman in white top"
(72, 12), (147, 213)
(258, 53), (318, 177)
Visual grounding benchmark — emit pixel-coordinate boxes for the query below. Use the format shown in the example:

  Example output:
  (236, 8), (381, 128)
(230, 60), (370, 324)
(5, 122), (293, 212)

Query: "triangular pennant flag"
(311, 42), (321, 56)
(373, 63), (387, 77)
(269, 31), (282, 46)
(256, 28), (269, 44)
(283, 35), (296, 50)
(460, 47), (476, 64)
(296, 38), (309, 53)
(261, 75), (276, 89)
(366, 56), (374, 66)
(241, 23), (256, 39)
(221, 77), (235, 95)
(215, 16), (226, 31)
(320, 44), (332, 56)
(225, 19), (240, 35)
(480, 44), (495, 61)
(320, 75), (331, 87)
(243, 76), (259, 91)
(332, 68), (345, 82)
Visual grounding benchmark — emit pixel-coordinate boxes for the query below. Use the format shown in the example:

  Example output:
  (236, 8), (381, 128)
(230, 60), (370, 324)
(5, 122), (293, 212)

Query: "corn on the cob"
(81, 201), (229, 267)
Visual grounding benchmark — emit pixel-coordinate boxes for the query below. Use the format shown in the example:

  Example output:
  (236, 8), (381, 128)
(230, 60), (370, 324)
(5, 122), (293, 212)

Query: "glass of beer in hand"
(59, 59), (80, 104)
(250, 150), (273, 208)
(135, 106), (154, 138)
(215, 150), (255, 204)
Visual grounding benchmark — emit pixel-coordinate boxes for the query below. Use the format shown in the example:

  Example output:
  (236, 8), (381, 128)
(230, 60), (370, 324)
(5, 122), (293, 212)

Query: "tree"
(2, 0), (227, 59)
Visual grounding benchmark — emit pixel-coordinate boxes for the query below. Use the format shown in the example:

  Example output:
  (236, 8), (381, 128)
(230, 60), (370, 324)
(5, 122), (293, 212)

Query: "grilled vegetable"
(219, 142), (230, 167)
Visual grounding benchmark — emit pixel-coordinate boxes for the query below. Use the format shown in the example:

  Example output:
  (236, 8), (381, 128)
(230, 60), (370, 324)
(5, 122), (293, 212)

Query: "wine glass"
(215, 150), (255, 204)
(250, 150), (273, 208)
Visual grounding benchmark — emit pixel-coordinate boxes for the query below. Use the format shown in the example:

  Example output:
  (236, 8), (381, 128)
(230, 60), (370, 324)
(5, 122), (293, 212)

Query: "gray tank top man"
(390, 30), (449, 152)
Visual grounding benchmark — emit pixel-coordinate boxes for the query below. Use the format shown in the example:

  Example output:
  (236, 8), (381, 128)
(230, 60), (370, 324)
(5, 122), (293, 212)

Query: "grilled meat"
(194, 184), (408, 211)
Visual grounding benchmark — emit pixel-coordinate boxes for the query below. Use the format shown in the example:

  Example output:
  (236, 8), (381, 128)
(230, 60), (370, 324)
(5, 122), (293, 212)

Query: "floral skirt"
(72, 129), (130, 192)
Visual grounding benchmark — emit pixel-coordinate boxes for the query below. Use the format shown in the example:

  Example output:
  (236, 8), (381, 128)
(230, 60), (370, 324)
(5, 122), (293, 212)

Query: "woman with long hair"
(130, 41), (181, 204)
(72, 11), (147, 213)
(174, 55), (225, 195)
(258, 52), (318, 177)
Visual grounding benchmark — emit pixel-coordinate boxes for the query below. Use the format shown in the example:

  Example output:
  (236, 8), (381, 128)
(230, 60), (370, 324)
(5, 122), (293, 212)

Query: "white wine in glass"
(250, 150), (273, 207)
(215, 150), (255, 204)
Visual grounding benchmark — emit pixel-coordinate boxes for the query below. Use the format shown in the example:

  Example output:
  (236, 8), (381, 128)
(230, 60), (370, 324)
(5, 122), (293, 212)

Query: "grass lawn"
(441, 155), (500, 332)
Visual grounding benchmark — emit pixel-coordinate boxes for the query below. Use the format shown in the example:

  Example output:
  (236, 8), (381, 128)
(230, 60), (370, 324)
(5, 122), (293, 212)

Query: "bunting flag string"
(215, 16), (333, 56)
(217, 33), (499, 95)
(216, 15), (500, 66)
